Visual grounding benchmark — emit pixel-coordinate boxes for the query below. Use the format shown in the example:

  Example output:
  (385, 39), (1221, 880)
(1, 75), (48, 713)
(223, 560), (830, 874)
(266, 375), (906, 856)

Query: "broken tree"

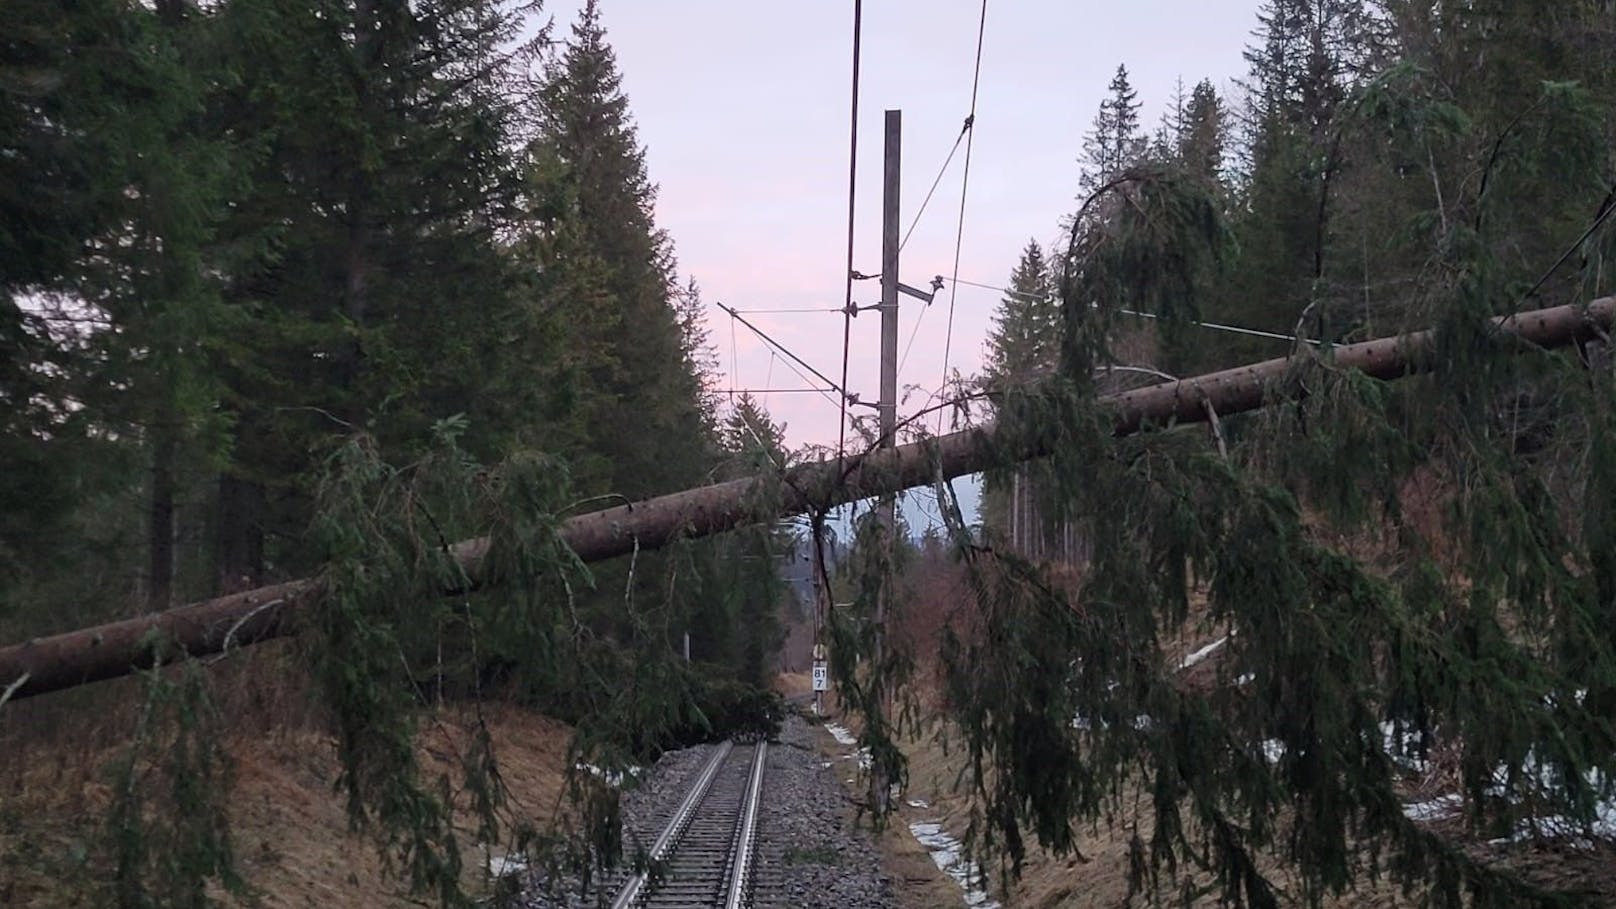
(1, 296), (1610, 701)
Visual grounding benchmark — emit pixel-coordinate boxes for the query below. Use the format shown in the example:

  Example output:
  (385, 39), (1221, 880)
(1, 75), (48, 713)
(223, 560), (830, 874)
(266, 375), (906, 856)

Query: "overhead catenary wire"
(729, 315), (740, 406)
(1118, 307), (1322, 346)
(899, 123), (969, 253)
(769, 350), (846, 410)
(727, 315), (843, 413)
(837, 0), (864, 460)
(897, 300), (930, 374)
(728, 307), (844, 314)
(1512, 179), (1616, 316)
(937, 0), (990, 433)
(719, 302), (871, 411)
(942, 277), (1322, 346)
(726, 387), (840, 395)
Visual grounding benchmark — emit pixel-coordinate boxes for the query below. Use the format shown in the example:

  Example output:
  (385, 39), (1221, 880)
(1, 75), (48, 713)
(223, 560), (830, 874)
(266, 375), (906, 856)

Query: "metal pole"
(879, 110), (901, 460)
(877, 110), (901, 642)
(811, 565), (825, 715)
(871, 108), (901, 814)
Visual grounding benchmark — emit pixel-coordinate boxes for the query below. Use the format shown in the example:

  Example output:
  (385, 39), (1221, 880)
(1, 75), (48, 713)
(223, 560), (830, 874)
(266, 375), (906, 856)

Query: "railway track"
(612, 739), (768, 909)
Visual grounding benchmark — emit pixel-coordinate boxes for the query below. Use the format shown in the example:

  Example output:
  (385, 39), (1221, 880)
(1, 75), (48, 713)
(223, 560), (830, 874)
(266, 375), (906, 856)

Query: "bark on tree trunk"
(215, 472), (264, 594)
(1010, 470), (1021, 552)
(2, 297), (1611, 701)
(148, 427), (177, 611)
(338, 0), (376, 409)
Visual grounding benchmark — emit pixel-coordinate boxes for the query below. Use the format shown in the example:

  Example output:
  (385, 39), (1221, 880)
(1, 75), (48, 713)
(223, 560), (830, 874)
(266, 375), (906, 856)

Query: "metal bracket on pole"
(897, 281), (936, 305)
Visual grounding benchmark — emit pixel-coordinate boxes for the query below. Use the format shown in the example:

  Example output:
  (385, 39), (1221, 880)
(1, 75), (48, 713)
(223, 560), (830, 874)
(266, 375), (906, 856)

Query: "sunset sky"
(544, 0), (1264, 526)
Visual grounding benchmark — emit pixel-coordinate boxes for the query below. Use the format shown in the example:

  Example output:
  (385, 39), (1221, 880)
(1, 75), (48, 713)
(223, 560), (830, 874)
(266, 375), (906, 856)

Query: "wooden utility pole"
(871, 108), (901, 812)
(2, 297), (1613, 702)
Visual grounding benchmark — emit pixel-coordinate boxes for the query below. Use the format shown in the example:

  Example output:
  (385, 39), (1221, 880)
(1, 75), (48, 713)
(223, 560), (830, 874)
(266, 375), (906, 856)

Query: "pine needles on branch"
(930, 165), (1616, 907)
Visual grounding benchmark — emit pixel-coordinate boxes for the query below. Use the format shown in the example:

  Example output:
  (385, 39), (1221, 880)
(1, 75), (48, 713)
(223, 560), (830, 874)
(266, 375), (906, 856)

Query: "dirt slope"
(1, 701), (572, 908)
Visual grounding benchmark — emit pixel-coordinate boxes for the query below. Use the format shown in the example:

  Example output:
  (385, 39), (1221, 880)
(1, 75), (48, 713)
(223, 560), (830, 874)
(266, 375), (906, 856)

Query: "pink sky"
(546, 1), (1262, 451)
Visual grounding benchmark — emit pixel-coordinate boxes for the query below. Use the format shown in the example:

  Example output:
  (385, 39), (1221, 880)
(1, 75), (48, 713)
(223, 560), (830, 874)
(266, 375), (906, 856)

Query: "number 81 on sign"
(811, 661), (828, 692)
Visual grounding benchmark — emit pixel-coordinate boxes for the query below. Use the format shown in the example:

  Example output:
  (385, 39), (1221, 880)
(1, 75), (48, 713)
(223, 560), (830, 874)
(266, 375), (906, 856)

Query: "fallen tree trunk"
(3, 297), (1610, 702)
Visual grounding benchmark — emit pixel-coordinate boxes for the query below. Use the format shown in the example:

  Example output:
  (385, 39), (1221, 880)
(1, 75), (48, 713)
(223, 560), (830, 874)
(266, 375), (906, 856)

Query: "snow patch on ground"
(823, 721), (872, 773)
(824, 722), (858, 746)
(1403, 760), (1616, 848)
(909, 821), (1002, 909)
(1491, 801), (1616, 846)
(1381, 722), (1431, 773)
(1178, 636), (1229, 670)
(1071, 712), (1153, 731)
(487, 853), (526, 877)
(575, 762), (643, 788)
(1402, 794), (1462, 822)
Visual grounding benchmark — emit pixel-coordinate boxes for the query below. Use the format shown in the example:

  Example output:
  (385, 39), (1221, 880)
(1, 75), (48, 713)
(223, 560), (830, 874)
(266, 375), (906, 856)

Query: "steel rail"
(612, 741), (732, 909)
(724, 742), (768, 909)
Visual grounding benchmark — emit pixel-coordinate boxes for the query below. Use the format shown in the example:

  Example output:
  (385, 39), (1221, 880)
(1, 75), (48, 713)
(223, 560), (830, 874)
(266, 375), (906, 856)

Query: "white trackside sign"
(812, 661), (829, 692)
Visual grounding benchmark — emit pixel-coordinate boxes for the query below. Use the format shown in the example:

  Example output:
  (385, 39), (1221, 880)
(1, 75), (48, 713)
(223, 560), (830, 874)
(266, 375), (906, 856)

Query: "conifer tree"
(1080, 64), (1146, 196)
(949, 3), (1616, 904)
(514, 1), (740, 687)
(524, 0), (714, 501)
(1178, 79), (1228, 186)
(980, 242), (1061, 553)
(1195, 0), (1376, 368)
(0, 0), (137, 606)
(708, 395), (790, 685)
(204, 0), (537, 587)
(0, 0), (243, 615)
(986, 242), (1061, 385)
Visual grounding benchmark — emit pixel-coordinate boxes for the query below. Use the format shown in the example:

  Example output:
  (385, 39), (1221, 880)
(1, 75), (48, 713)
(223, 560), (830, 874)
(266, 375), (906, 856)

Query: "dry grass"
(221, 701), (573, 909)
(772, 671), (814, 700)
(880, 714), (1154, 909)
(888, 712), (1427, 909)
(0, 646), (576, 909)
(873, 538), (1616, 907)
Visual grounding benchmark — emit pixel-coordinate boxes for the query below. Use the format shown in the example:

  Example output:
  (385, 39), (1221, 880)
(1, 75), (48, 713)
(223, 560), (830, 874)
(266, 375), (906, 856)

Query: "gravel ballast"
(751, 716), (897, 908)
(518, 715), (896, 908)
(520, 742), (720, 908)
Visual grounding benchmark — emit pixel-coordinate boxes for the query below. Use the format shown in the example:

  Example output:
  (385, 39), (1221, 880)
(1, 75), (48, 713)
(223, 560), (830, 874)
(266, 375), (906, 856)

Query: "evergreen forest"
(4, 1), (1616, 907)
